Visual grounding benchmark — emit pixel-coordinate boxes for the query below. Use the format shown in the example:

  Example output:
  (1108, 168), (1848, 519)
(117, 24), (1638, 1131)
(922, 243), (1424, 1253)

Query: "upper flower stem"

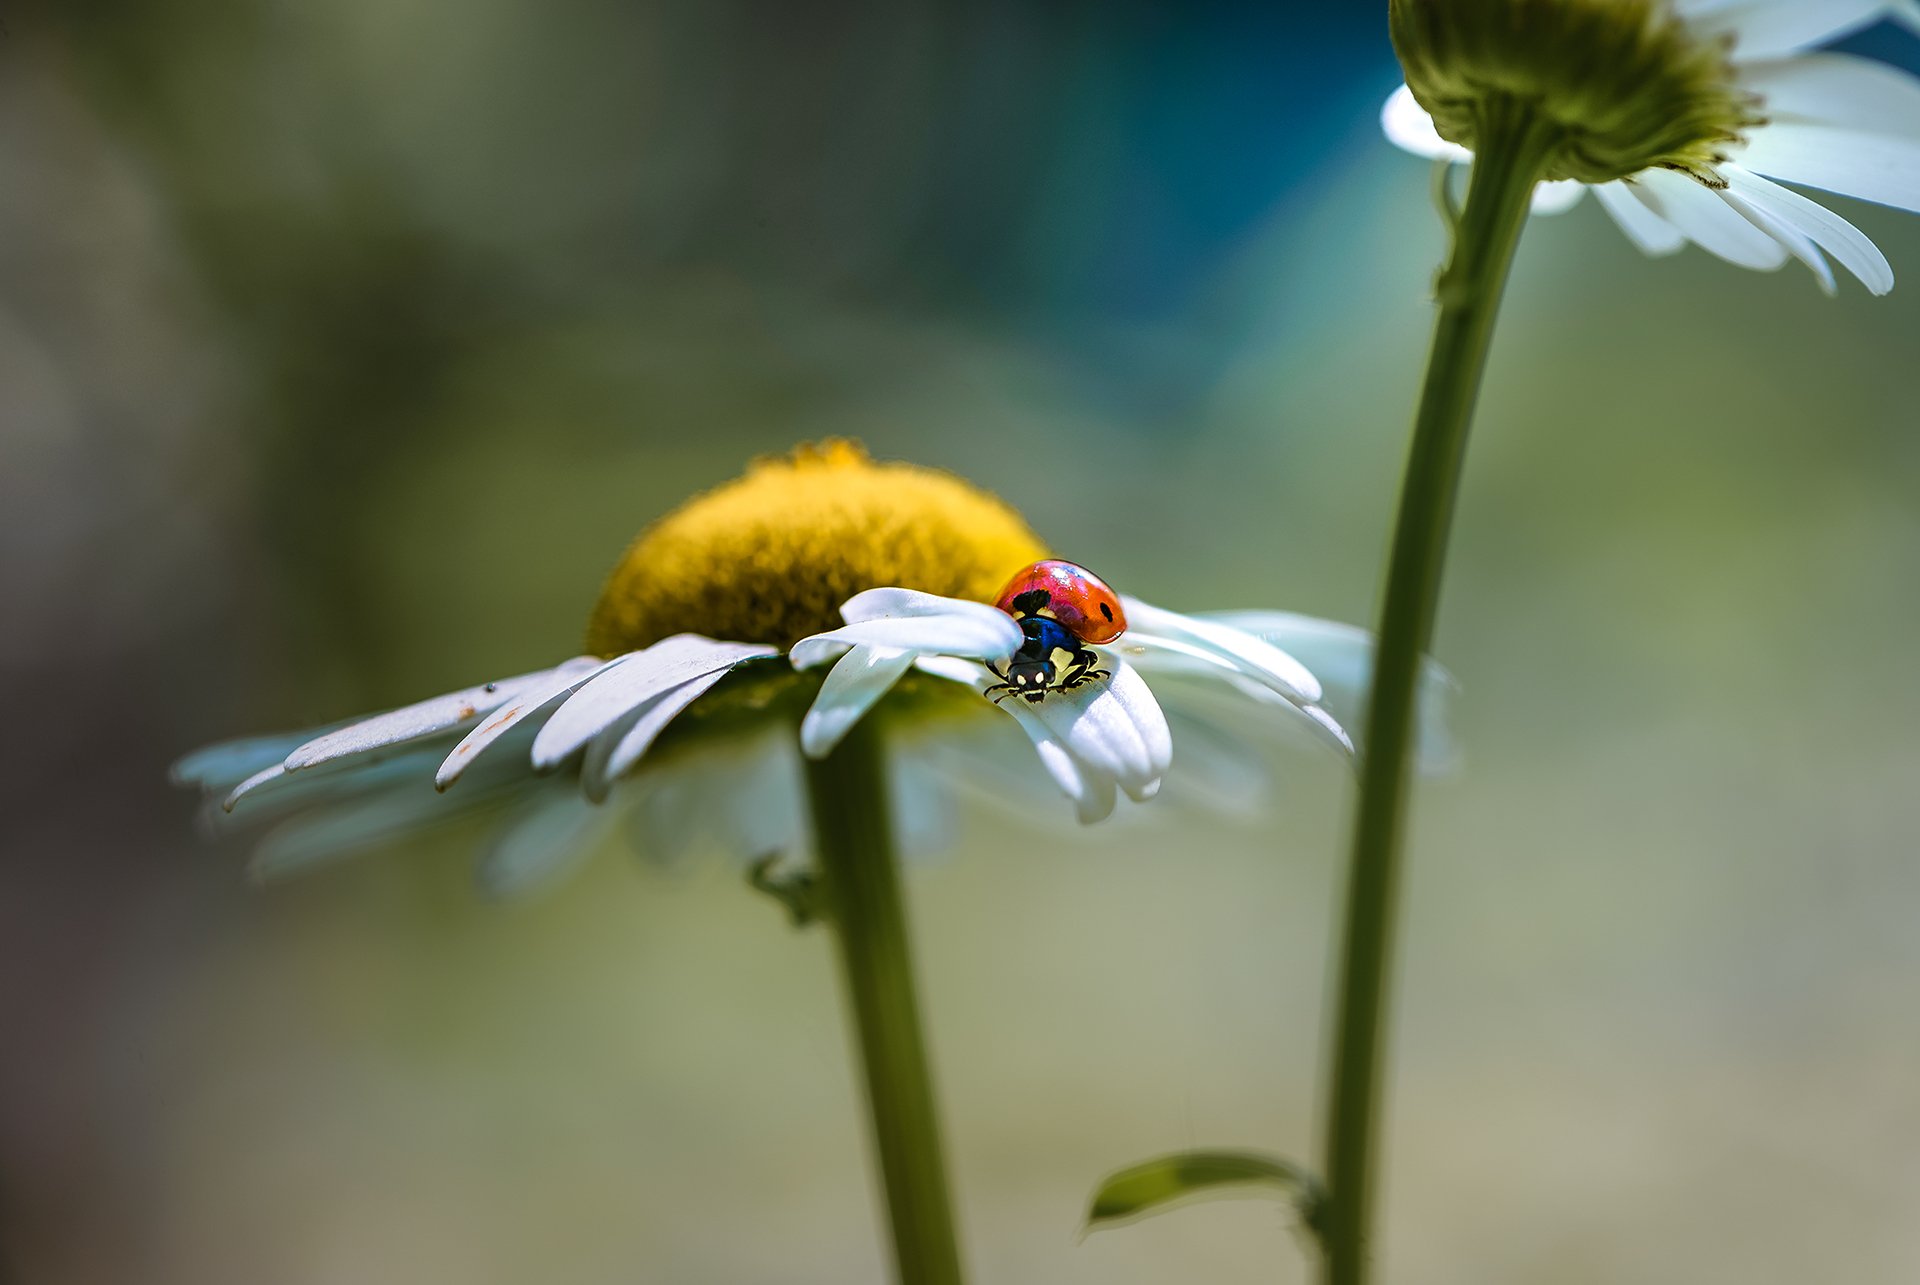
(1319, 96), (1560, 1285)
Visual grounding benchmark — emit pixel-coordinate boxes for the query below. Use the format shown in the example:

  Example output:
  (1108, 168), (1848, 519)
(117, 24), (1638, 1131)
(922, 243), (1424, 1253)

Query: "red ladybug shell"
(992, 559), (1127, 645)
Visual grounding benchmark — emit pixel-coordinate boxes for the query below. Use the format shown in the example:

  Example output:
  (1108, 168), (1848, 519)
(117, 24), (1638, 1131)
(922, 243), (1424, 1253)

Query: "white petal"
(1592, 180), (1689, 255)
(247, 788), (468, 882)
(1738, 121), (1920, 213)
(1379, 86), (1581, 214)
(1101, 659), (1173, 784)
(172, 728), (341, 791)
(585, 667), (738, 800)
(1158, 710), (1275, 817)
(1717, 177), (1839, 291)
(629, 733), (779, 866)
(1742, 52), (1920, 137)
(1531, 180), (1588, 215)
(1014, 670), (1161, 804)
(220, 746), (442, 817)
(790, 612), (1020, 669)
(436, 656), (624, 789)
(911, 653), (996, 691)
(282, 661), (593, 773)
(998, 699), (1118, 824)
(912, 657), (1121, 823)
(1193, 610), (1458, 773)
(1298, 703), (1357, 756)
(1381, 84), (1470, 161)
(476, 788), (614, 898)
(1119, 596), (1322, 704)
(635, 772), (704, 866)
(799, 645), (917, 759)
(531, 636), (775, 770)
(1725, 164), (1894, 292)
(892, 757), (960, 860)
(839, 587), (1011, 625)
(1691, 0), (1896, 59)
(716, 738), (805, 863)
(1629, 169), (1791, 270)
(223, 762), (295, 812)
(903, 723), (1083, 833)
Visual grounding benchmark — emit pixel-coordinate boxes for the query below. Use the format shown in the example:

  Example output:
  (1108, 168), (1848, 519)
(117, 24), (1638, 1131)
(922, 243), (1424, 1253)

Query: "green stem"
(806, 719), (966, 1285)
(1319, 100), (1558, 1285)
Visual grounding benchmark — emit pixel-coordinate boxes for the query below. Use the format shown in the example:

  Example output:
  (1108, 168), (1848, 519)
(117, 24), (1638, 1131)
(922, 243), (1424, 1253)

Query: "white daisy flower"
(174, 441), (1447, 893)
(1382, 0), (1920, 293)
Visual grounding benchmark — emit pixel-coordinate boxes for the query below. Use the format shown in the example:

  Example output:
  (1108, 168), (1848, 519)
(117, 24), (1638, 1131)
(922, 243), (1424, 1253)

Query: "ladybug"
(985, 559), (1128, 704)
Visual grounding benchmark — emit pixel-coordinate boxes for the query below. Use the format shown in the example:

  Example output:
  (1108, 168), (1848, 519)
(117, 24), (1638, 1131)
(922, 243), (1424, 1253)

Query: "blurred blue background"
(6, 2), (1920, 1282)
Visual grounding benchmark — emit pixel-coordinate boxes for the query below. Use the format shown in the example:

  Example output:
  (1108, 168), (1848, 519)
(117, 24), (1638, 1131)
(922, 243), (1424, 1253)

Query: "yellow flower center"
(1392, 0), (1764, 185)
(585, 440), (1048, 655)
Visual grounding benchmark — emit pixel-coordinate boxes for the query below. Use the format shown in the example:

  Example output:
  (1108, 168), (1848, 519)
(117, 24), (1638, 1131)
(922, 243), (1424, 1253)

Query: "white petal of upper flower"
(1742, 53), (1920, 136)
(585, 666), (743, 800)
(800, 644), (918, 759)
(1592, 181), (1690, 255)
(1380, 86), (1589, 216)
(531, 636), (775, 770)
(1688, 0), (1911, 60)
(281, 661), (594, 773)
(1530, 180), (1588, 215)
(1723, 164), (1894, 291)
(436, 656), (625, 789)
(790, 608), (1021, 669)
(1382, 84), (1469, 161)
(1628, 168), (1792, 270)
(1119, 596), (1322, 705)
(1719, 176), (1839, 291)
(1738, 122), (1920, 213)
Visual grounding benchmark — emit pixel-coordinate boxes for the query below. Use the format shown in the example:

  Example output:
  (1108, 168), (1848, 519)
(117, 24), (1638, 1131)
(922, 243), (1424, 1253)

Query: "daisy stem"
(806, 718), (966, 1285)
(1320, 99), (1558, 1285)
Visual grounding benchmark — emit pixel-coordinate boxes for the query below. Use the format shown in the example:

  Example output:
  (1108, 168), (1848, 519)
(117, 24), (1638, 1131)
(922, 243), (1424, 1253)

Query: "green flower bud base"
(1391, 0), (1763, 184)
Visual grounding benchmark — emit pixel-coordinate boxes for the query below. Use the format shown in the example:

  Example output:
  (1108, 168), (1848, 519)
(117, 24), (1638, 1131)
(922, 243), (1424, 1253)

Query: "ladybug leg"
(1061, 642), (1111, 689)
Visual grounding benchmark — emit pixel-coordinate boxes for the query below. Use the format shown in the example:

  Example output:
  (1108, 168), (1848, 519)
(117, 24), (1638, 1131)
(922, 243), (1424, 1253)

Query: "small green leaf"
(1085, 1149), (1323, 1234)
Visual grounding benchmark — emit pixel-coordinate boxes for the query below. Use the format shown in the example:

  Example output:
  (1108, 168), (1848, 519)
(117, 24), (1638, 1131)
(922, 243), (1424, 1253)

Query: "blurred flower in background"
(1383, 0), (1920, 292)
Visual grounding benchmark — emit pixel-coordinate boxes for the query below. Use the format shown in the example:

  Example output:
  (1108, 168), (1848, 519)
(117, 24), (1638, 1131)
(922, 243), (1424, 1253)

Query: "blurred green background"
(6, 2), (1920, 1282)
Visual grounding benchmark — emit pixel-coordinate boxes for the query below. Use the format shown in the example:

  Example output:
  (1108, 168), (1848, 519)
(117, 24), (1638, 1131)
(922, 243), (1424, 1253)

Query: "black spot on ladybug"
(1099, 602), (1113, 622)
(1012, 589), (1051, 616)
